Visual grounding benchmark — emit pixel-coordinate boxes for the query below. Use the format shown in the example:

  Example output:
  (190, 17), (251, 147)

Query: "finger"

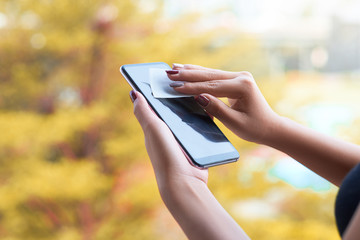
(167, 69), (240, 82)
(171, 79), (248, 98)
(182, 64), (212, 70)
(172, 63), (212, 71)
(195, 94), (242, 128)
(131, 91), (163, 130)
(228, 98), (237, 106)
(172, 63), (185, 70)
(130, 91), (206, 175)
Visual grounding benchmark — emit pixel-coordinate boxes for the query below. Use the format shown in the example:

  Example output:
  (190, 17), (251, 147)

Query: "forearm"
(160, 178), (250, 240)
(343, 203), (360, 240)
(266, 116), (360, 186)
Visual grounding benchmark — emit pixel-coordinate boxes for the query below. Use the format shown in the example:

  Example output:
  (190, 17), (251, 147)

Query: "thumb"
(195, 94), (238, 126)
(130, 90), (161, 130)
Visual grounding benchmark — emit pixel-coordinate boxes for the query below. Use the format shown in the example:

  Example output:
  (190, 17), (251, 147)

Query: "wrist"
(159, 176), (208, 207)
(257, 113), (285, 146)
(262, 115), (295, 149)
(157, 174), (250, 240)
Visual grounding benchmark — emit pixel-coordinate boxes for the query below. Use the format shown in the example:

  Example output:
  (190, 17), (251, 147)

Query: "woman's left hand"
(129, 90), (249, 240)
(130, 90), (208, 199)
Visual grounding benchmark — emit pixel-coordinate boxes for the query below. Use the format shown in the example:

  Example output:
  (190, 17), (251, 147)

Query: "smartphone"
(120, 62), (239, 168)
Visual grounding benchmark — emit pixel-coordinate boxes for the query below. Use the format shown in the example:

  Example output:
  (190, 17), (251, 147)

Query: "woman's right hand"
(167, 64), (280, 144)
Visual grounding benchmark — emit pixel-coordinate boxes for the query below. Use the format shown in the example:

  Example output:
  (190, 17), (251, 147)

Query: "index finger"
(172, 63), (210, 70)
(167, 69), (241, 82)
(171, 79), (245, 98)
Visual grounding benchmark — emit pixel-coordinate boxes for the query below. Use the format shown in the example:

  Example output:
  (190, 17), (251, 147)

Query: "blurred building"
(325, 17), (360, 72)
(164, 0), (360, 74)
(260, 18), (328, 74)
(262, 17), (360, 74)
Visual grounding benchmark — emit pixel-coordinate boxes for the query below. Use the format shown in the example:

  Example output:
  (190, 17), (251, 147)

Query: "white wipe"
(149, 68), (193, 98)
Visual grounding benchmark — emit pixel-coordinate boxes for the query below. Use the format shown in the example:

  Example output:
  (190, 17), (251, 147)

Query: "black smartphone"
(120, 62), (239, 168)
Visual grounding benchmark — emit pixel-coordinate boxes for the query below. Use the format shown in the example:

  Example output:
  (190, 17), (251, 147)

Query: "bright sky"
(2, 0), (360, 33)
(164, 0), (360, 33)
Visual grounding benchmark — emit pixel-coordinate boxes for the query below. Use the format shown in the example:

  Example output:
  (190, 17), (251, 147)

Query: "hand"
(129, 90), (208, 200)
(168, 64), (280, 144)
(130, 90), (249, 240)
(168, 64), (360, 186)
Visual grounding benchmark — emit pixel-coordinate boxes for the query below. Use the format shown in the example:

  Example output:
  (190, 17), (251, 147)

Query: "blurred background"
(1, 0), (360, 239)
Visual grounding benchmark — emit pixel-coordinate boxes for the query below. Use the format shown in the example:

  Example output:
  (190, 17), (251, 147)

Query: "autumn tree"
(0, 0), (340, 239)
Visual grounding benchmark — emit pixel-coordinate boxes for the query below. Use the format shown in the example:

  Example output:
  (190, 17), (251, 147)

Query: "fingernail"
(165, 70), (179, 75)
(129, 90), (137, 103)
(172, 63), (184, 69)
(169, 82), (184, 88)
(195, 95), (209, 107)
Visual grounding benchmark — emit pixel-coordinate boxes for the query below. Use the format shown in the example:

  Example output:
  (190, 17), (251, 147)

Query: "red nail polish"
(165, 70), (179, 74)
(129, 90), (137, 102)
(195, 95), (209, 107)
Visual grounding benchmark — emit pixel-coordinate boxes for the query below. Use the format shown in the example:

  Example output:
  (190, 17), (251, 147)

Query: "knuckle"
(240, 78), (256, 93)
(232, 76), (243, 87)
(242, 77), (253, 85)
(241, 77), (254, 88)
(206, 71), (217, 80)
(240, 71), (254, 78)
(235, 72), (255, 87)
(206, 80), (220, 91)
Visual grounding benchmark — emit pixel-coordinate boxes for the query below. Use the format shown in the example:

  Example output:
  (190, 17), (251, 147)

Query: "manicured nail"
(172, 63), (184, 69)
(129, 90), (137, 102)
(195, 95), (209, 107)
(165, 70), (179, 75)
(169, 82), (184, 88)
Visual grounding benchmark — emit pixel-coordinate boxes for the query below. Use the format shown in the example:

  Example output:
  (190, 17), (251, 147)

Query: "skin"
(130, 64), (360, 240)
(132, 90), (249, 240)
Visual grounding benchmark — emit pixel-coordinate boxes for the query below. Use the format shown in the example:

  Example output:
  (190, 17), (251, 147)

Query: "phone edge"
(119, 63), (239, 168)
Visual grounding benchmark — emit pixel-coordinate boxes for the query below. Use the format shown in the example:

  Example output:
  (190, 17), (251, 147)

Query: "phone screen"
(121, 62), (239, 167)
